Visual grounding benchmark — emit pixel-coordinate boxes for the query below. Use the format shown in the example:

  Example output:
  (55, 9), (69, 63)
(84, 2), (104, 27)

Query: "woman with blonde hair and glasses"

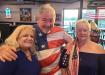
(88, 20), (100, 43)
(0, 25), (41, 75)
(62, 19), (105, 75)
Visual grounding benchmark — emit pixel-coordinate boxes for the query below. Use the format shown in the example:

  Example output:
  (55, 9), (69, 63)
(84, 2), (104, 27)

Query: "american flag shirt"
(34, 25), (72, 75)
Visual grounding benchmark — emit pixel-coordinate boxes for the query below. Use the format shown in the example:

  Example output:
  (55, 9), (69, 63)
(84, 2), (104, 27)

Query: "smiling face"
(36, 4), (56, 33)
(37, 12), (55, 33)
(17, 28), (34, 50)
(76, 20), (91, 41)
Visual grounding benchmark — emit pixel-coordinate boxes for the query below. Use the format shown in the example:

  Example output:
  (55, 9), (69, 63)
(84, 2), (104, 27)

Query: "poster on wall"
(56, 13), (61, 22)
(5, 8), (12, 18)
(20, 8), (32, 21)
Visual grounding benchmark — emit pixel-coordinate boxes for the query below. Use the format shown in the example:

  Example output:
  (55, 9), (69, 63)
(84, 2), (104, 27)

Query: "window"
(63, 9), (78, 38)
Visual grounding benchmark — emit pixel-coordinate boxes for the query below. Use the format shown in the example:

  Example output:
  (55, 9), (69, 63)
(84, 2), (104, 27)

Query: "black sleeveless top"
(78, 52), (105, 75)
(79, 52), (105, 75)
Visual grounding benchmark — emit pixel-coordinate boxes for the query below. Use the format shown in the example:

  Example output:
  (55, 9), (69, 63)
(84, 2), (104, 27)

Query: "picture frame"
(20, 8), (32, 21)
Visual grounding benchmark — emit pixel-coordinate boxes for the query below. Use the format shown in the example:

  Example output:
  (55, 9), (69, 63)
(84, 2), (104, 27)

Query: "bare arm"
(63, 31), (74, 49)
(63, 31), (73, 44)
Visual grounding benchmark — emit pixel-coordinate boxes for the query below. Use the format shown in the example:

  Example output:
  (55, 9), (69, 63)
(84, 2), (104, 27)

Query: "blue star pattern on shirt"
(34, 24), (48, 51)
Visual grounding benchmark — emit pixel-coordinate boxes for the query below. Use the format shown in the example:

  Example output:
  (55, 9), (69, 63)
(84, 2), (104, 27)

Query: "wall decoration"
(20, 8), (32, 21)
(5, 8), (12, 18)
(56, 13), (61, 22)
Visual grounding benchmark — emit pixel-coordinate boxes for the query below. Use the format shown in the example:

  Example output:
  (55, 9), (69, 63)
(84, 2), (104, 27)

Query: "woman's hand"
(0, 44), (17, 62)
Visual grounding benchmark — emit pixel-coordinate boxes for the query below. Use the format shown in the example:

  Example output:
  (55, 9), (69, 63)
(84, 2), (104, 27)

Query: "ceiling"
(88, 0), (105, 7)
(0, 0), (80, 5)
(31, 0), (80, 3)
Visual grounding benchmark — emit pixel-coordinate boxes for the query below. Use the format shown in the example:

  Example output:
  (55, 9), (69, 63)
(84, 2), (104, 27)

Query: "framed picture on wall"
(20, 8), (32, 21)
(56, 13), (61, 22)
(5, 8), (12, 18)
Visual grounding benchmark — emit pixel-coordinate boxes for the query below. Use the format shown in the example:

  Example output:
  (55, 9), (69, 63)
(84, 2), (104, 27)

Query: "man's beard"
(44, 24), (53, 33)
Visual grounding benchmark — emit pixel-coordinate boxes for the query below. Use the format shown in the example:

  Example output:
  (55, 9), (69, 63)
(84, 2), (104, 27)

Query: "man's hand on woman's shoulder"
(0, 44), (17, 62)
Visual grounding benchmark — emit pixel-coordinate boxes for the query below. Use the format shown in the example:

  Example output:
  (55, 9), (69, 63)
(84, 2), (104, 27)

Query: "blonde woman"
(0, 25), (41, 75)
(89, 20), (100, 43)
(62, 19), (105, 75)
